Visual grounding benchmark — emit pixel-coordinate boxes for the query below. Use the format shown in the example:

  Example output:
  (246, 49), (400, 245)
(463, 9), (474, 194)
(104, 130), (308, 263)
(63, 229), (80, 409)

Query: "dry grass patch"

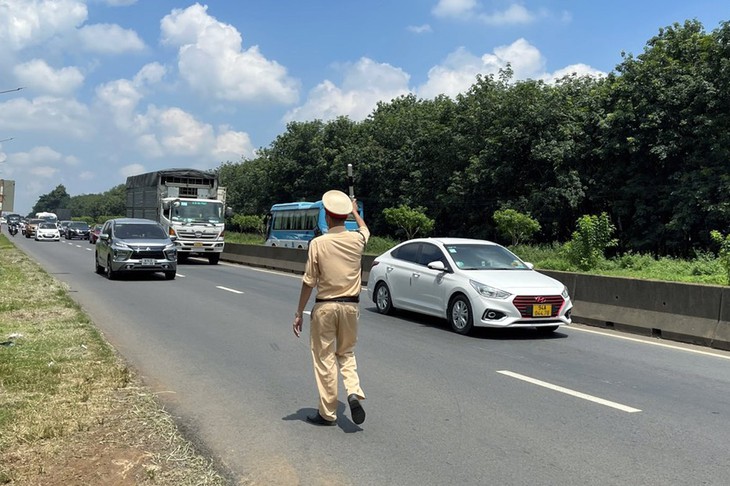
(0, 235), (231, 485)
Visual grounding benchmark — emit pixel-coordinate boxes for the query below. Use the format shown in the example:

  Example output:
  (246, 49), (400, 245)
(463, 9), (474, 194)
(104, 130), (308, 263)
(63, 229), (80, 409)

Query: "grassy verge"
(0, 234), (229, 485)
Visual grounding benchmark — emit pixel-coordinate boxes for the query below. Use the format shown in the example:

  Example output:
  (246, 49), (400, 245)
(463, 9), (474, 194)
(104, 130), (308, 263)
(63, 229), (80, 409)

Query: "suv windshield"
(114, 223), (167, 240)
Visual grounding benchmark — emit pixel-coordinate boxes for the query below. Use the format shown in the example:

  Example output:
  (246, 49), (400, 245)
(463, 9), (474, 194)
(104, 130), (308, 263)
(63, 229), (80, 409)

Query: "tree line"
(31, 20), (730, 258)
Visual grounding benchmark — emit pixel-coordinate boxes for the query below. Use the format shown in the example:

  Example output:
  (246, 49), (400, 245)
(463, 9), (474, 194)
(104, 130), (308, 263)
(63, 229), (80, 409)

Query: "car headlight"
(112, 242), (132, 261)
(470, 279), (511, 299)
(163, 243), (177, 260)
(562, 285), (570, 299)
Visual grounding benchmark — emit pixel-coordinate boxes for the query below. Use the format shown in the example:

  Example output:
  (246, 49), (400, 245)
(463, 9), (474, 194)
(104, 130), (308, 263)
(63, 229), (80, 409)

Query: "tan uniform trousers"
(310, 301), (365, 421)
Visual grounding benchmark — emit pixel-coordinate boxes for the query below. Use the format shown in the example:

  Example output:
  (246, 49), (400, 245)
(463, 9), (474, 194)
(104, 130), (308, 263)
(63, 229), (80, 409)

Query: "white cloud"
(77, 23), (145, 53)
(284, 58), (410, 123)
(119, 163), (145, 178)
(543, 63), (606, 83)
(160, 3), (299, 104)
(418, 39), (604, 99)
(0, 0), (88, 51)
(13, 59), (84, 95)
(105, 0), (137, 5)
(432, 1), (543, 26)
(214, 127), (255, 160)
(79, 170), (94, 181)
(4, 146), (68, 181)
(0, 96), (91, 138)
(130, 105), (252, 162)
(407, 24), (433, 34)
(432, 0), (478, 19)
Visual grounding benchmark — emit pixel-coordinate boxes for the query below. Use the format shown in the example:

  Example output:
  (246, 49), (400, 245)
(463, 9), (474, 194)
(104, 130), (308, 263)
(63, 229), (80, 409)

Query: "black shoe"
(306, 412), (336, 426)
(348, 394), (365, 425)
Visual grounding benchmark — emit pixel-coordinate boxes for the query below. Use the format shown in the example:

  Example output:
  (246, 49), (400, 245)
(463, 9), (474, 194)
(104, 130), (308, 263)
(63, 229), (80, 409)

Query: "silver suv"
(95, 218), (177, 280)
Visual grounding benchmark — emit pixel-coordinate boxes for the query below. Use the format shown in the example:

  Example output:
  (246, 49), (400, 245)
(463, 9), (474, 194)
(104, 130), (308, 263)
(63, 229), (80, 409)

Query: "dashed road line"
(497, 370), (642, 413)
(216, 285), (244, 294)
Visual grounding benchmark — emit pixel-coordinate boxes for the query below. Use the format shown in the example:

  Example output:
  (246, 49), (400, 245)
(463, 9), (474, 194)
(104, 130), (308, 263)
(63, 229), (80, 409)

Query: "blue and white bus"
(264, 200), (363, 249)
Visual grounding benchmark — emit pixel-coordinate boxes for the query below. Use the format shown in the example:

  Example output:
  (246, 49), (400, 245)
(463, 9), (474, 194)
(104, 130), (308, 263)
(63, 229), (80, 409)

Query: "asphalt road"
(9, 231), (730, 485)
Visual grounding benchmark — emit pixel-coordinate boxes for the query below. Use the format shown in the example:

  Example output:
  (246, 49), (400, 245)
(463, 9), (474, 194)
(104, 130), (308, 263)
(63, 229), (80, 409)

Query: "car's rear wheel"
(374, 282), (394, 315)
(448, 295), (474, 335)
(105, 256), (117, 280)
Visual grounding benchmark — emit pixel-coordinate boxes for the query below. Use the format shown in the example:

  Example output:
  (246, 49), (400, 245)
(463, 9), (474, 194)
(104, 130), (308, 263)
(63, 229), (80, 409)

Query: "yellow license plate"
(194, 242), (203, 247)
(532, 304), (552, 317)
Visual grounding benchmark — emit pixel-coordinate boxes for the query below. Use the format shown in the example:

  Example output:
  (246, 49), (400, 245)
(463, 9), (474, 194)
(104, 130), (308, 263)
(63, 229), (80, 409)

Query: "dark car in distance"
(66, 221), (91, 240)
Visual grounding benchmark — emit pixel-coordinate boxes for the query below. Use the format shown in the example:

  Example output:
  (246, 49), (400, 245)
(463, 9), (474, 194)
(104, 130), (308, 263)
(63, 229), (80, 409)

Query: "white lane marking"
(75, 245), (82, 248)
(497, 370), (642, 413)
(567, 325), (730, 361)
(86, 248), (92, 251)
(304, 311), (311, 315)
(176, 273), (185, 278)
(216, 285), (244, 294)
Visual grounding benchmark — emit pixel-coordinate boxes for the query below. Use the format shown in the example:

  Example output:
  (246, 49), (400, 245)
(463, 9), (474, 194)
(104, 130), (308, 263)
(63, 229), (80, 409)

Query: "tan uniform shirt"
(303, 225), (370, 299)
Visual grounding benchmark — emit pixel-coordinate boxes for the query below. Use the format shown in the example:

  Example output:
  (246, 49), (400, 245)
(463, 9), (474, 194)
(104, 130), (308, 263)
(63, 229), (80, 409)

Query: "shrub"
(710, 230), (730, 285)
(562, 213), (617, 271)
(230, 214), (265, 236)
(493, 209), (541, 245)
(382, 205), (434, 240)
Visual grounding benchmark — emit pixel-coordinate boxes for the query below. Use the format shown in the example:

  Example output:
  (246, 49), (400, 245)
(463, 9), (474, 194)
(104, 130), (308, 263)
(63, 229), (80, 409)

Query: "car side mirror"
(427, 261), (447, 272)
(99, 234), (109, 241)
(524, 262), (534, 270)
(225, 207), (233, 217)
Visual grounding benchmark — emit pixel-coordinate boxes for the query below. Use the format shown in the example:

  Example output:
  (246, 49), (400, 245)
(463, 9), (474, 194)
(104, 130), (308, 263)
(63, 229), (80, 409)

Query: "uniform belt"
(315, 296), (360, 303)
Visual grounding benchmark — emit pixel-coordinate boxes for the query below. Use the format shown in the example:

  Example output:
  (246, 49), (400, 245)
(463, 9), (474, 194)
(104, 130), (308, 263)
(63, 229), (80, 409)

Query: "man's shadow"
(283, 401), (363, 433)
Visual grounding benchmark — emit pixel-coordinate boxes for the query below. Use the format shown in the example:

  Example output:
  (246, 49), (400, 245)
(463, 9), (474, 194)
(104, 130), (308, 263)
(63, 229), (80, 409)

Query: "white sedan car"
(366, 238), (572, 335)
(34, 222), (61, 242)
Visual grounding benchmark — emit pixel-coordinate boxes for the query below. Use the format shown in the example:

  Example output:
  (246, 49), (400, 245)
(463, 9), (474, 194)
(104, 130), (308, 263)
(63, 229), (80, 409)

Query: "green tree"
(383, 205), (434, 240)
(493, 208), (541, 245)
(563, 213), (618, 270)
(32, 185), (70, 214)
(230, 214), (265, 236)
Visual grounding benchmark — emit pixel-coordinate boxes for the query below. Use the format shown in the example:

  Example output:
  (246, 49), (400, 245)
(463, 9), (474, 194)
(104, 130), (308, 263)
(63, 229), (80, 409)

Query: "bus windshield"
(265, 200), (363, 249)
(171, 200), (224, 224)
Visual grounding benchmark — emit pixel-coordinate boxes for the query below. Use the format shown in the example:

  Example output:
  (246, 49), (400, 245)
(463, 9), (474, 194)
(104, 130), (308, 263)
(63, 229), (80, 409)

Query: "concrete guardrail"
(222, 243), (730, 351)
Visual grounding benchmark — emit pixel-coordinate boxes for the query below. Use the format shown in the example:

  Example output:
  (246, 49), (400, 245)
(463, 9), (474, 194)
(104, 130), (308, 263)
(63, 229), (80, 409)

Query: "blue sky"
(0, 0), (727, 215)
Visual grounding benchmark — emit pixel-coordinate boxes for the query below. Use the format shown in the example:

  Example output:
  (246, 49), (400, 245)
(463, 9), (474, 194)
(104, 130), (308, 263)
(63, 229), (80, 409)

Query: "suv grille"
(131, 248), (166, 259)
(512, 295), (565, 318)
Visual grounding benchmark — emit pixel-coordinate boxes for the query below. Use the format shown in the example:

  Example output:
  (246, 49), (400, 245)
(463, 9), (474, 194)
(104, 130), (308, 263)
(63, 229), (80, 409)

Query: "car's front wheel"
(105, 256), (117, 280)
(374, 282), (394, 315)
(448, 294), (474, 335)
(94, 252), (104, 274)
(164, 270), (176, 280)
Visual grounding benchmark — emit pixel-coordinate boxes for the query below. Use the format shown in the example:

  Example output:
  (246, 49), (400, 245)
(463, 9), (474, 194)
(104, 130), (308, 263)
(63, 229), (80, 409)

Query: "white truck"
(125, 168), (231, 265)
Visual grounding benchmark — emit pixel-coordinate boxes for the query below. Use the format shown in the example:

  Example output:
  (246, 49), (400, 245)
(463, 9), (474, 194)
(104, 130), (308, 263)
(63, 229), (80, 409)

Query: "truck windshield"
(171, 200), (224, 224)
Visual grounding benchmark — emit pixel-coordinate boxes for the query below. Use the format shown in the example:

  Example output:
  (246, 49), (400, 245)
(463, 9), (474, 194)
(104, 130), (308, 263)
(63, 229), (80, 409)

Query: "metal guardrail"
(221, 244), (730, 351)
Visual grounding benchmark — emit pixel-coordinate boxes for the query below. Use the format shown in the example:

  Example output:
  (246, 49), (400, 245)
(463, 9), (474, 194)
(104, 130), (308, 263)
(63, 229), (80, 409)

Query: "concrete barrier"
(222, 244), (730, 351)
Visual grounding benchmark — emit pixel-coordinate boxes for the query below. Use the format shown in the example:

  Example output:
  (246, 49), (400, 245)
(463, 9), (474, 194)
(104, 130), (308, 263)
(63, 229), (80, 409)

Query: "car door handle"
(412, 272), (420, 278)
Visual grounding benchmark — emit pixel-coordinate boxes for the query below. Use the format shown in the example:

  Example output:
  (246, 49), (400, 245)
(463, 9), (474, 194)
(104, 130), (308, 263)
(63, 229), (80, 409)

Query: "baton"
(347, 163), (354, 199)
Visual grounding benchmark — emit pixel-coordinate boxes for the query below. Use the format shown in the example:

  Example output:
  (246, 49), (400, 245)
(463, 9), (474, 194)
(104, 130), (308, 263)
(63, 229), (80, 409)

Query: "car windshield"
(39, 222), (56, 229)
(171, 200), (223, 224)
(70, 222), (89, 229)
(114, 223), (167, 240)
(445, 244), (529, 270)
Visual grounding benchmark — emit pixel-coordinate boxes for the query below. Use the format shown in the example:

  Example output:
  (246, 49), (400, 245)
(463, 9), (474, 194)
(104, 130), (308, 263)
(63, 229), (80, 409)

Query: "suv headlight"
(470, 279), (511, 299)
(163, 243), (177, 260)
(112, 242), (132, 261)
